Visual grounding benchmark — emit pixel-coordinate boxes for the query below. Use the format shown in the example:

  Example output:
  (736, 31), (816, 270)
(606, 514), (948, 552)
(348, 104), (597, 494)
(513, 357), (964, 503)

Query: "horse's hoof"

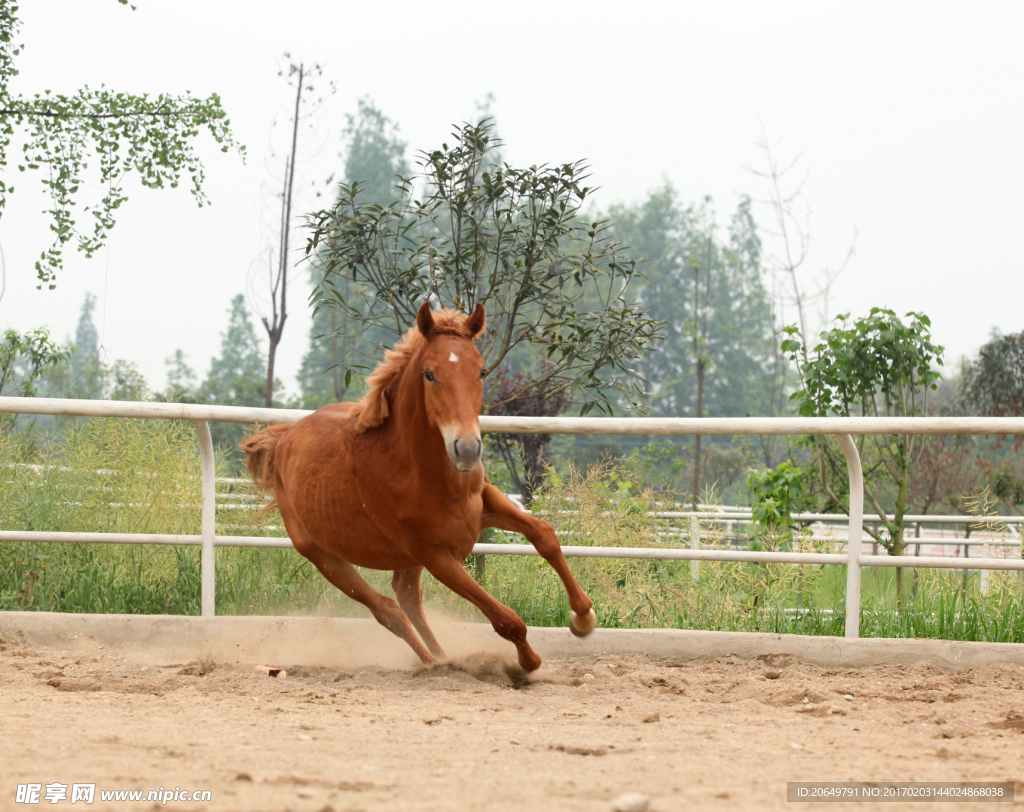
(569, 608), (597, 638)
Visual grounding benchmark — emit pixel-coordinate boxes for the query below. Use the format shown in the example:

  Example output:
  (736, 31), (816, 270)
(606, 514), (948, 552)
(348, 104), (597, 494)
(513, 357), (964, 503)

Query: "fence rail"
(1, 396), (1023, 639)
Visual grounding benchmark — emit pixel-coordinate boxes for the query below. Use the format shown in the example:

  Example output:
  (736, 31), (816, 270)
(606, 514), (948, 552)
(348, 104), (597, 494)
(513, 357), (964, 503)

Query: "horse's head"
(416, 302), (487, 472)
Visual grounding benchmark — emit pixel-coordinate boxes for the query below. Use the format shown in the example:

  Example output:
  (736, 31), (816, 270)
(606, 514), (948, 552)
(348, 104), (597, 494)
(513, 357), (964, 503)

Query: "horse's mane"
(350, 309), (476, 432)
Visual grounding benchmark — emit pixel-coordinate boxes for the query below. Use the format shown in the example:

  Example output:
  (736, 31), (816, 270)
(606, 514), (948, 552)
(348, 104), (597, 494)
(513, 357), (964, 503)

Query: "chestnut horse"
(240, 303), (595, 671)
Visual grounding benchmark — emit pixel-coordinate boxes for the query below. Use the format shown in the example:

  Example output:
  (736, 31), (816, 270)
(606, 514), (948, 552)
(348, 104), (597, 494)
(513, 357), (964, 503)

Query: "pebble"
(642, 713), (660, 723)
(296, 789), (313, 798)
(790, 742), (804, 750)
(843, 694), (854, 701)
(254, 665), (288, 679)
(611, 792), (650, 812)
(801, 696), (809, 704)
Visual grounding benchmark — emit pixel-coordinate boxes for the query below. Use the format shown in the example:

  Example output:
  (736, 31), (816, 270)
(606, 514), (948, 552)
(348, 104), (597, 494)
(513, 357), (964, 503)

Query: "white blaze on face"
(449, 352), (459, 363)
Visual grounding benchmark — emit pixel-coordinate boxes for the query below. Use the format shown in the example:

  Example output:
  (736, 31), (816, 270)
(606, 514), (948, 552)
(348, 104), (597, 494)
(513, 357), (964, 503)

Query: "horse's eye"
(479, 368), (486, 379)
(424, 369), (435, 382)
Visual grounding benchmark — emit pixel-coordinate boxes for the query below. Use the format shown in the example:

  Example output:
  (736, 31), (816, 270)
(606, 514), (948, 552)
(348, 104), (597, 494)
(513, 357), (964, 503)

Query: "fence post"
(689, 514), (700, 581)
(196, 420), (216, 617)
(836, 434), (864, 638)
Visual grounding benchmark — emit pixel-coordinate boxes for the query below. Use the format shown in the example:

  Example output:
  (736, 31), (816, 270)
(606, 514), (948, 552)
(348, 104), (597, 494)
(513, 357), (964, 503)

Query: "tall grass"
(1, 421), (1022, 642)
(0, 418), (206, 613)
(470, 462), (1024, 641)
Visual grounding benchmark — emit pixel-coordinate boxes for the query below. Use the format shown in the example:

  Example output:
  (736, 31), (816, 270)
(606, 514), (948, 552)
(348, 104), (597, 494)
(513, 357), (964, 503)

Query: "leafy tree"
(783, 307), (943, 605)
(305, 120), (661, 496)
(199, 295), (269, 452)
(107, 359), (147, 400)
(26, 292), (104, 400)
(163, 349), (197, 402)
(608, 185), (777, 499)
(305, 119), (661, 419)
(0, 326), (69, 427)
(611, 187), (776, 419)
(486, 363), (569, 500)
(72, 292), (99, 358)
(990, 461), (1024, 515)
(907, 432), (980, 515)
(68, 292), (103, 398)
(201, 294), (265, 407)
(907, 378), (981, 515)
(0, 0), (243, 287)
(337, 96), (411, 206)
(299, 97), (408, 407)
(962, 329), (1024, 450)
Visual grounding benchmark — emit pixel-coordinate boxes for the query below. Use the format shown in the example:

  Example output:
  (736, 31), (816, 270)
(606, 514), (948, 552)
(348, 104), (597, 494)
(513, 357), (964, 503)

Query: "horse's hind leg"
(392, 568), (446, 660)
(276, 493), (438, 665)
(480, 483), (597, 637)
(419, 550), (542, 672)
(315, 555), (439, 665)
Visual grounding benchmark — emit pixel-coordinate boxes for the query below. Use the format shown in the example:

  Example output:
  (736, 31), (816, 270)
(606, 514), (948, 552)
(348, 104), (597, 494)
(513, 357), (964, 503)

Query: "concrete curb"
(2, 611), (1024, 672)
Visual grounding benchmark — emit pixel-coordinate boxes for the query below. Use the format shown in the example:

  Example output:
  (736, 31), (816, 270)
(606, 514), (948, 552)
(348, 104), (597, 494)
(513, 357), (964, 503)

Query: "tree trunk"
(691, 356), (704, 510)
(263, 64), (303, 408)
(330, 307), (346, 401)
(892, 438), (910, 609)
(264, 330), (280, 408)
(521, 434), (552, 506)
(690, 245), (708, 511)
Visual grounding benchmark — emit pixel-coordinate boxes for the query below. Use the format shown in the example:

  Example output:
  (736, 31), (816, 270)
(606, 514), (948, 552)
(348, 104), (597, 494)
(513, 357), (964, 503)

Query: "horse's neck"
(388, 367), (472, 497)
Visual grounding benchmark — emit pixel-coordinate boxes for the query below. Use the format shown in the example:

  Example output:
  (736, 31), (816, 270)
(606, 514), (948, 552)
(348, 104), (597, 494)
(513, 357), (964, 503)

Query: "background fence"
(1, 396), (1023, 639)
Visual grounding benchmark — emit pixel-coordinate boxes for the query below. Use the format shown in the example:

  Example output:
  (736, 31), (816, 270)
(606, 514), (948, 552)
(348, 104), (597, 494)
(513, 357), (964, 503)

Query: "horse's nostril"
(449, 434), (482, 466)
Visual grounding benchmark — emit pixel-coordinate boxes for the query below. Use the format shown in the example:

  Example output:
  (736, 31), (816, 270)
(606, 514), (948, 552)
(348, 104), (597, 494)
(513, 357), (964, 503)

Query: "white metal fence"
(1, 396), (1023, 639)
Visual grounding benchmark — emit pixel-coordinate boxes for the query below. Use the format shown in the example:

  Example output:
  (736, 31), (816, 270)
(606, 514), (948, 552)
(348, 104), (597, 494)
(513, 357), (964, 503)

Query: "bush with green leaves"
(782, 307), (944, 604)
(746, 460), (816, 541)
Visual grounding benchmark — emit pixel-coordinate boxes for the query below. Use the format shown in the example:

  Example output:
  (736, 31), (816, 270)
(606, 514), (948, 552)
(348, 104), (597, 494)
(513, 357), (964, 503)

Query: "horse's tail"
(240, 423), (292, 517)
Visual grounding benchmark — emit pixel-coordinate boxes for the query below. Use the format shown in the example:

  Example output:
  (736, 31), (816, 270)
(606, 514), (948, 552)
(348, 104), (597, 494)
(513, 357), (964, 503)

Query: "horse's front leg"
(418, 548), (542, 672)
(480, 483), (596, 638)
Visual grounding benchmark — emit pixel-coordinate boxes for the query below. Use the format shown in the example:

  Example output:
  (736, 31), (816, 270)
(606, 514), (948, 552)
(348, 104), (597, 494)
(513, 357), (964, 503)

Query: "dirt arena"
(2, 617), (1023, 811)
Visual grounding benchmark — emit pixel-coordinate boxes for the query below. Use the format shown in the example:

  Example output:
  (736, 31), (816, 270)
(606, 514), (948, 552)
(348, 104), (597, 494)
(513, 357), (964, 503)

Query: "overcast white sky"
(2, 1), (1021, 398)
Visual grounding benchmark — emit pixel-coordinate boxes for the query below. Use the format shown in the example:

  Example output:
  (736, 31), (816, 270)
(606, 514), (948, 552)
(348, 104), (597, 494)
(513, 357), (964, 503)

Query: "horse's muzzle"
(446, 433), (483, 472)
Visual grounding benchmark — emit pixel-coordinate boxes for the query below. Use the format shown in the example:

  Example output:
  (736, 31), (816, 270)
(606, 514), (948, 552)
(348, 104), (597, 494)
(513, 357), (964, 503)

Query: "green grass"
(1, 421), (1023, 643)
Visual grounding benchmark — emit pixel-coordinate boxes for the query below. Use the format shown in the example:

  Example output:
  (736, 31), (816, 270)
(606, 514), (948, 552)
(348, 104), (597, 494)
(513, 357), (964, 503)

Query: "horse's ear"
(416, 302), (435, 336)
(465, 302), (486, 337)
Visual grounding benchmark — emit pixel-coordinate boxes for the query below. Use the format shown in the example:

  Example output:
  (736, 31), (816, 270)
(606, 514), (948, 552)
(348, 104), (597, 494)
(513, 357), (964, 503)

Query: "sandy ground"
(2, 625), (1023, 812)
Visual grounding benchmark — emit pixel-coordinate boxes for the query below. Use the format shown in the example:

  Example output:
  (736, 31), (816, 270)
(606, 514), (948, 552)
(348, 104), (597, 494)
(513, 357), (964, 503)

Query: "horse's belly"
(298, 505), (419, 571)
